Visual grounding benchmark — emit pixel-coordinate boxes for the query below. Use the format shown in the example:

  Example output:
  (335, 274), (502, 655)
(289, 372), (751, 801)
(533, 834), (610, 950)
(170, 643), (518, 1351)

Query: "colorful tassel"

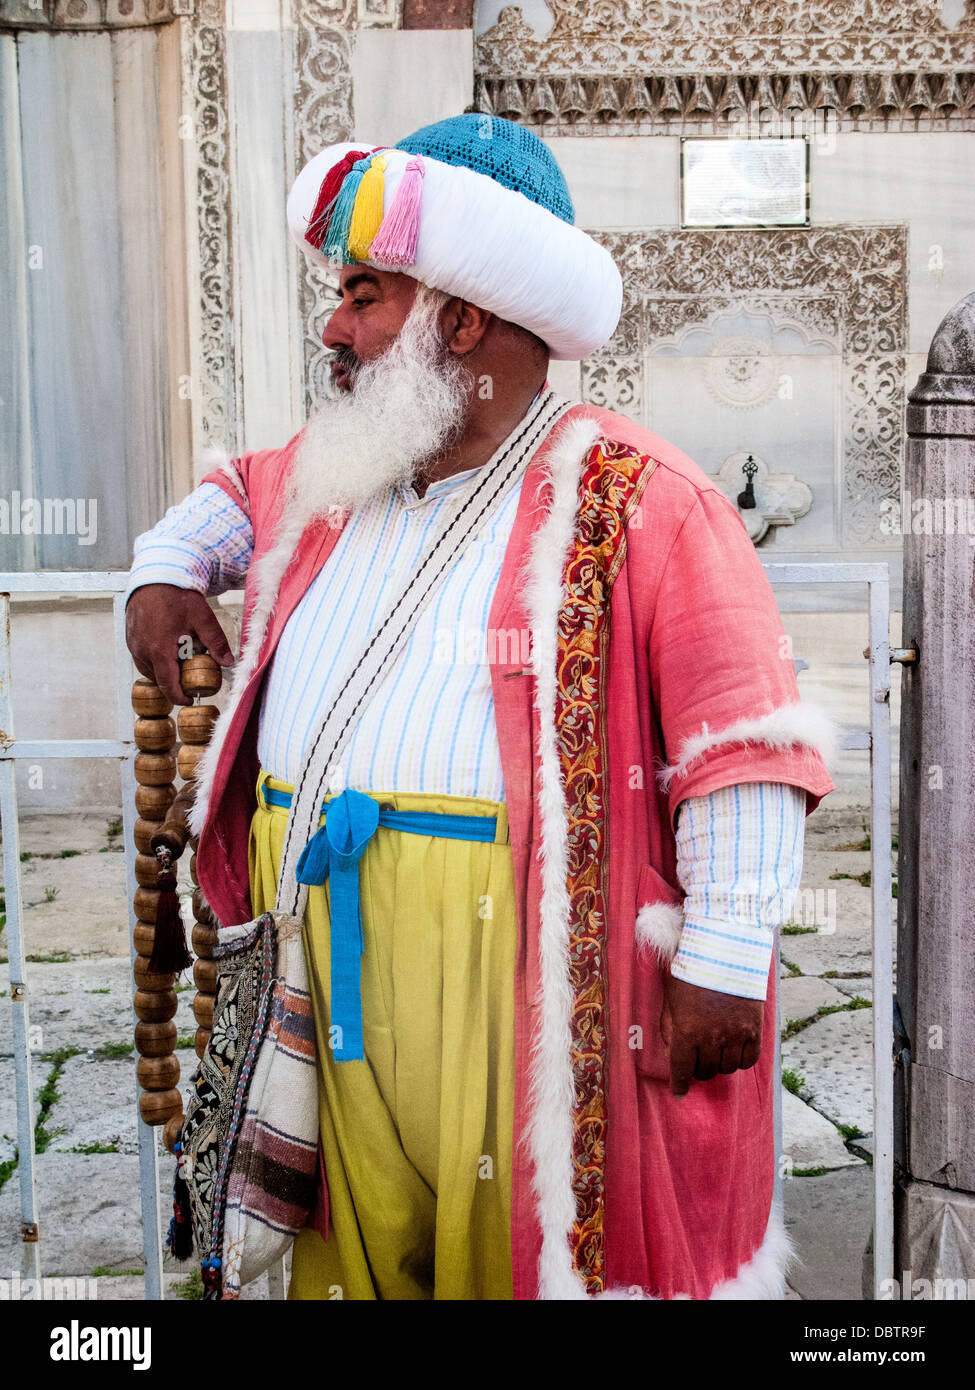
(304, 149), (371, 252)
(346, 154), (387, 260)
(321, 155), (371, 264)
(369, 156), (425, 266)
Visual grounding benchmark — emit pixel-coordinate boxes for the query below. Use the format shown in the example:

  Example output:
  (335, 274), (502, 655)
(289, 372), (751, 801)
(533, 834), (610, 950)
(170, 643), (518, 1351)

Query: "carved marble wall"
(582, 226), (908, 550)
(475, 1), (975, 131)
(175, 0), (354, 454)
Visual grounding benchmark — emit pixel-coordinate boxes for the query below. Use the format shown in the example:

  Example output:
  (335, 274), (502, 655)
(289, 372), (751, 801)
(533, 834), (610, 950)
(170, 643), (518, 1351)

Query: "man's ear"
(442, 297), (493, 357)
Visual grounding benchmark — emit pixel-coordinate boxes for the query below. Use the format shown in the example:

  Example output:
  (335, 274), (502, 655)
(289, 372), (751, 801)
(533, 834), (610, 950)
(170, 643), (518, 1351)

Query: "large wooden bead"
(195, 1027), (211, 1059)
(133, 818), (159, 855)
(135, 783), (176, 819)
(192, 992), (214, 1030)
(131, 680), (172, 719)
(162, 1114), (183, 1155)
(134, 853), (162, 889)
(177, 704), (219, 744)
(139, 1088), (182, 1126)
(192, 887), (216, 926)
(189, 853), (198, 887)
(133, 886), (160, 923)
(135, 751), (178, 786)
(134, 716), (176, 753)
(133, 954), (173, 992)
(193, 957), (218, 993)
(132, 921), (156, 957)
(134, 987), (178, 1022)
(180, 654), (222, 698)
(192, 922), (218, 958)
(176, 743), (205, 781)
(135, 1019), (177, 1057)
(137, 1054), (180, 1091)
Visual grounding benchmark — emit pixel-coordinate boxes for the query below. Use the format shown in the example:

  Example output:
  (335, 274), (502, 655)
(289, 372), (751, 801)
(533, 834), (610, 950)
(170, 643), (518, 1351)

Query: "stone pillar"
(896, 290), (975, 1294)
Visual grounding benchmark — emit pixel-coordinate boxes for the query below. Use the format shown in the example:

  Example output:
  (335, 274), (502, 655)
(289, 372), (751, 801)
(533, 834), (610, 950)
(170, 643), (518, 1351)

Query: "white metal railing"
(0, 572), (162, 1299)
(0, 564), (894, 1301)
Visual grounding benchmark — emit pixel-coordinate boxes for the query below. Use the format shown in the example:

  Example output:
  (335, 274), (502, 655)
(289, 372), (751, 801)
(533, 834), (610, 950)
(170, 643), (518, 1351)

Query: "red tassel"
(148, 864), (193, 975)
(305, 147), (382, 252)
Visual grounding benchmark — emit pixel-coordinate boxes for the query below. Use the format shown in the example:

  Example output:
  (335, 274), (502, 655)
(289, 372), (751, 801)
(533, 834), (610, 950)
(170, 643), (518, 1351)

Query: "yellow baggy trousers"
(248, 772), (516, 1300)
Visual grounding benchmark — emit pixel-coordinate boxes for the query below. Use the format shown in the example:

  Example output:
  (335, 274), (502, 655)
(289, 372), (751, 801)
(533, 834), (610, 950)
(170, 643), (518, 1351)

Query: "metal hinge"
(863, 645), (918, 664)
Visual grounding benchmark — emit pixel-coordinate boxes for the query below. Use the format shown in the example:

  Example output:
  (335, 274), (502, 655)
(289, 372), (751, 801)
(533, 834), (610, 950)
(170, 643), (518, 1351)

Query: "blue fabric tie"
(289, 787), (497, 1063)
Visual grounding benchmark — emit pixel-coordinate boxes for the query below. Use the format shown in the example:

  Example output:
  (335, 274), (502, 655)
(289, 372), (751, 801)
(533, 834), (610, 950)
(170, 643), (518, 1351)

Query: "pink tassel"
(369, 156), (425, 266)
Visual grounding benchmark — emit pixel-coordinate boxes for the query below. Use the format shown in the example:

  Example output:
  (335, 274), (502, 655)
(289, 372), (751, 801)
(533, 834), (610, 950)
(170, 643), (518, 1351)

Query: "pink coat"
(195, 401), (834, 1299)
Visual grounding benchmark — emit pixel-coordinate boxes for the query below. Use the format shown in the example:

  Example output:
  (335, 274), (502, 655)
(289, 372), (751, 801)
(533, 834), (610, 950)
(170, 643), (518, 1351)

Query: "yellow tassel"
(346, 154), (387, 261)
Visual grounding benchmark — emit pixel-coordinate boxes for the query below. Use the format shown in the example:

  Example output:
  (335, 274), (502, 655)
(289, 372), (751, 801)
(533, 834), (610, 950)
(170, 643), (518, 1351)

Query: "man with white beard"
(125, 114), (834, 1301)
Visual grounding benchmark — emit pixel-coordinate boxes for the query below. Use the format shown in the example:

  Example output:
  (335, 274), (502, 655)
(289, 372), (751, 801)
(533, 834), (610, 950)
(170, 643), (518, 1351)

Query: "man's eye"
(352, 297), (373, 308)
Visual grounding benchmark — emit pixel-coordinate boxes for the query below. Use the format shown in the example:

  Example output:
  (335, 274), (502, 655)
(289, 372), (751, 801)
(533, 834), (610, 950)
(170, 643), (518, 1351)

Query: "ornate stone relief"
(0, 0), (187, 26)
(183, 0), (235, 453)
(703, 337), (779, 410)
(477, 1), (975, 75)
(475, 1), (975, 130)
(179, 0), (354, 446)
(475, 70), (975, 132)
(293, 0), (355, 412)
(581, 226), (907, 547)
(709, 450), (813, 544)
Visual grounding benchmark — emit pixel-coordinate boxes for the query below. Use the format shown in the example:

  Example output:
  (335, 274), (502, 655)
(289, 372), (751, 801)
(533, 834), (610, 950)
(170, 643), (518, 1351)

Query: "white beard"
(286, 283), (474, 531)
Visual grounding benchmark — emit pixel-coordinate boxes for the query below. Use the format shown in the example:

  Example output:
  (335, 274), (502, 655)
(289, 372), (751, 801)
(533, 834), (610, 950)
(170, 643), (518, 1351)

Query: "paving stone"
(46, 1050), (198, 1156)
(783, 1164), (874, 1301)
(0, 1153), (153, 1274)
(0, 1061), (45, 1164)
(1, 812), (122, 866)
(0, 1149), (275, 1296)
(831, 976), (873, 1001)
(0, 958), (197, 1056)
(782, 1006), (874, 1133)
(781, 1087), (862, 1173)
(778, 885), (874, 977)
(779, 975), (850, 1024)
(3, 851), (129, 958)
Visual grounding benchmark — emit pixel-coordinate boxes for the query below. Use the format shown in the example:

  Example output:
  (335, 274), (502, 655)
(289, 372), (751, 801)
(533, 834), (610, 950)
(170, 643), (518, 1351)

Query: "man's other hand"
(125, 585), (235, 707)
(660, 972), (764, 1098)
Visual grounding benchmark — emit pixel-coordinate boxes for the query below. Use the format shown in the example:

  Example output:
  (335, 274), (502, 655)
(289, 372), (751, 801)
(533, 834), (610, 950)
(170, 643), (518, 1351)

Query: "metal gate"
(1, 564), (896, 1300)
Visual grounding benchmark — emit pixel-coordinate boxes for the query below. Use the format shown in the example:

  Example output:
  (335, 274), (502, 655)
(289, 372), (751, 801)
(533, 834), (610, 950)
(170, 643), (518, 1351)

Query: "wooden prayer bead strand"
(174, 654), (224, 1065)
(130, 679), (183, 1132)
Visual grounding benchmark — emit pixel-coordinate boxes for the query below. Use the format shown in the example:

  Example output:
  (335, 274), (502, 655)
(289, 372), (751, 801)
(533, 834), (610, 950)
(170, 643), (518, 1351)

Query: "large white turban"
(286, 114), (622, 361)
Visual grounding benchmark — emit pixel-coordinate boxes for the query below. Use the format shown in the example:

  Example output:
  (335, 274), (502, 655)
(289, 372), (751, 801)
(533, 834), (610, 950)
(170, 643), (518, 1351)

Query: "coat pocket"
(631, 864), (685, 1080)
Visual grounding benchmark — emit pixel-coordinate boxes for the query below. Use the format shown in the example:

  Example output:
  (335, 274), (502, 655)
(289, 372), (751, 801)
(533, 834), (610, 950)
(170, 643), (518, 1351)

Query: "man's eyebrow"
(341, 271), (383, 295)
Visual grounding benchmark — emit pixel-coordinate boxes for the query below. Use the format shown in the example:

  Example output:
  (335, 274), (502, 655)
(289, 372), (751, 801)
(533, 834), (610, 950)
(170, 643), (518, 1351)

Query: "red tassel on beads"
(148, 852), (193, 975)
(305, 146), (386, 251)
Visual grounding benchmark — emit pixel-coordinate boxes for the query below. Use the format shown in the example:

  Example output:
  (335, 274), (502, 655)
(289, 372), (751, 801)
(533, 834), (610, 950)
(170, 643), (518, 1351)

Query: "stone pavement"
(0, 801), (893, 1299)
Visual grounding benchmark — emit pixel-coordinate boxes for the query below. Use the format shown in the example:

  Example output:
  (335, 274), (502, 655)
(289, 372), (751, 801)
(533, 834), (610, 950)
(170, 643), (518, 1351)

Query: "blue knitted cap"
(395, 114), (575, 225)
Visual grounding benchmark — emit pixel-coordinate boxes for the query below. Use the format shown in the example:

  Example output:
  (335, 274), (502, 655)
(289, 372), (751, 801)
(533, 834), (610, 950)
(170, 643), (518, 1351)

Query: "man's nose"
(322, 301), (353, 350)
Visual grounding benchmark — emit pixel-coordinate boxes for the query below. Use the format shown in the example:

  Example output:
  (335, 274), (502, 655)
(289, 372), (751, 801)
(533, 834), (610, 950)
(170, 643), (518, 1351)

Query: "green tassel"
(322, 161), (368, 264)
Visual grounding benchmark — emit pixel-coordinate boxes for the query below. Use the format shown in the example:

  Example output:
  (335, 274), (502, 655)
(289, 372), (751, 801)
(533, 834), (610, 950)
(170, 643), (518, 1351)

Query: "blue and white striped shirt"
(127, 476), (805, 1000)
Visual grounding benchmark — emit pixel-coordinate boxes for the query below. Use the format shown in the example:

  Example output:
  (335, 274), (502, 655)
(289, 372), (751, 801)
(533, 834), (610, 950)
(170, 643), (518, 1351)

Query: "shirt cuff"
(671, 917), (774, 1001)
(125, 551), (210, 604)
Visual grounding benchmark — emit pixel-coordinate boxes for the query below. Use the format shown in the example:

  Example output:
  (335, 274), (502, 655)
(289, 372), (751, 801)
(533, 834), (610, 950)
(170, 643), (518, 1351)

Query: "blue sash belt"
(265, 785), (497, 1063)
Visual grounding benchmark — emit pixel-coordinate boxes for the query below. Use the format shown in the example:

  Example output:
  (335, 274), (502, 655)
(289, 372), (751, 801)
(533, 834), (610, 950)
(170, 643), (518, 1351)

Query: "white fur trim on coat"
(657, 700), (839, 794)
(635, 901), (684, 965)
(594, 1207), (793, 1300)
